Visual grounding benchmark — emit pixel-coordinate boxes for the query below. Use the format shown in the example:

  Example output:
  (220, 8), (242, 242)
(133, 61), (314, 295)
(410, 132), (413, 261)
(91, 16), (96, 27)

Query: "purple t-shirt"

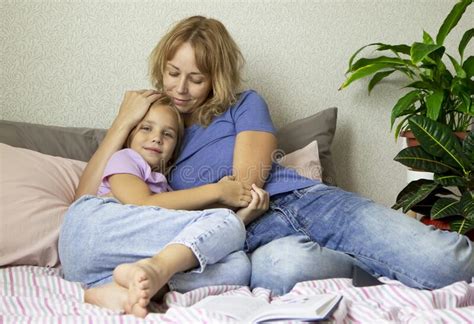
(168, 90), (317, 196)
(97, 149), (172, 196)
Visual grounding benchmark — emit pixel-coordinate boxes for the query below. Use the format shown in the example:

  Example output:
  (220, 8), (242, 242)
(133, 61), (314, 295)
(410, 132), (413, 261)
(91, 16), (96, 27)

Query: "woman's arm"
(108, 174), (252, 210)
(74, 90), (161, 199)
(232, 130), (277, 189)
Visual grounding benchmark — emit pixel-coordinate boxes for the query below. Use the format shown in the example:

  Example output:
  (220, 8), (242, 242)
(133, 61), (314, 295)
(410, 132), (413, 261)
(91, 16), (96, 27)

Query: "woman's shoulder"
(230, 89), (268, 112)
(236, 89), (266, 103)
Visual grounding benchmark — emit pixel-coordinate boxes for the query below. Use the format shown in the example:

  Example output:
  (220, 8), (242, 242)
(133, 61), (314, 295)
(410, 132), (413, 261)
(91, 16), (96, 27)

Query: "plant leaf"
(377, 44), (411, 55)
(450, 217), (474, 234)
(340, 64), (395, 90)
(463, 131), (474, 160)
(408, 116), (466, 170)
(460, 191), (474, 220)
(404, 81), (434, 90)
(368, 70), (395, 94)
(350, 56), (411, 73)
(346, 43), (382, 73)
(392, 180), (438, 213)
(431, 198), (461, 219)
(411, 43), (443, 64)
(394, 146), (454, 173)
(390, 90), (420, 128)
(436, 0), (472, 45)
(447, 54), (467, 78)
(434, 173), (468, 187)
(425, 89), (445, 120)
(423, 30), (435, 44)
(463, 56), (474, 78)
(393, 115), (412, 141)
(459, 28), (474, 61)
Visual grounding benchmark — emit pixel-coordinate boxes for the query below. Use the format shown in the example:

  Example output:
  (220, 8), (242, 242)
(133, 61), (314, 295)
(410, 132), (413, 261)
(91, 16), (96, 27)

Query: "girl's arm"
(108, 174), (252, 210)
(74, 90), (161, 200)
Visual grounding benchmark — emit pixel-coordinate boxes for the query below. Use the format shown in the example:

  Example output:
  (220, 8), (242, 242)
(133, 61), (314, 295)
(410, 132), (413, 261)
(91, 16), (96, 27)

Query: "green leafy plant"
(340, 0), (474, 138)
(393, 115), (473, 235)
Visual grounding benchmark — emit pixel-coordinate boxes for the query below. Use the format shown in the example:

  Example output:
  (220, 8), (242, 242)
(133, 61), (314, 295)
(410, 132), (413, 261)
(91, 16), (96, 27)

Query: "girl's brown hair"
(126, 95), (184, 175)
(149, 16), (245, 126)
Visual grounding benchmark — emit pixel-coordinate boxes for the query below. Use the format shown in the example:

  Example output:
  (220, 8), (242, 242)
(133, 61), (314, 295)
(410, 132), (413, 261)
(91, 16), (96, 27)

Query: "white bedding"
(1, 266), (473, 323)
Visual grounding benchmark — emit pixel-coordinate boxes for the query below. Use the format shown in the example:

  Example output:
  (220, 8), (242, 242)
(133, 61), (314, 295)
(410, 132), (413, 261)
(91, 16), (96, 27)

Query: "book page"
(192, 295), (269, 320)
(192, 294), (341, 323)
(247, 294), (341, 323)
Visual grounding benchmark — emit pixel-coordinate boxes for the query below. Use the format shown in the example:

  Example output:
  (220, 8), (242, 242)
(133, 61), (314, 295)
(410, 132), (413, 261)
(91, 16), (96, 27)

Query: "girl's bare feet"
(113, 258), (171, 318)
(84, 282), (128, 313)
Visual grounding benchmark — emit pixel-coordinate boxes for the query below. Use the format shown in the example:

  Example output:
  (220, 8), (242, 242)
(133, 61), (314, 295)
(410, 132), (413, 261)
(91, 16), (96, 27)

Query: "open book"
(192, 293), (342, 323)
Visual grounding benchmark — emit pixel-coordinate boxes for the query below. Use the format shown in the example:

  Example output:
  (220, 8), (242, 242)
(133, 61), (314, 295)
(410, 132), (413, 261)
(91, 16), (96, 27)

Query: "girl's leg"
(113, 244), (198, 316)
(247, 184), (474, 290)
(59, 196), (246, 316)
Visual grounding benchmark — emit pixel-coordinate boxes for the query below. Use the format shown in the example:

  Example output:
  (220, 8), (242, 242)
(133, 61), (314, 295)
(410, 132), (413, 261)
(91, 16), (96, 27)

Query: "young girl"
(59, 95), (269, 317)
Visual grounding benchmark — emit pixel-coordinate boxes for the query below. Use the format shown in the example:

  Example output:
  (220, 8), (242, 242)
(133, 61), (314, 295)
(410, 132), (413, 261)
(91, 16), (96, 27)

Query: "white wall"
(2, 0), (472, 206)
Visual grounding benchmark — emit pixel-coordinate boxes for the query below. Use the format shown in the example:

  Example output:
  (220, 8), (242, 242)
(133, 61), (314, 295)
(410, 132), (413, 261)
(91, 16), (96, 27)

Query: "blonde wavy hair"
(149, 16), (245, 126)
(126, 95), (184, 175)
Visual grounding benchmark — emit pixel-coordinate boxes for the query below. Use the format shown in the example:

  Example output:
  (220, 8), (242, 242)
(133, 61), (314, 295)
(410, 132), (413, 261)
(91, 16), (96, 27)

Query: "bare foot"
(113, 258), (170, 318)
(84, 282), (128, 313)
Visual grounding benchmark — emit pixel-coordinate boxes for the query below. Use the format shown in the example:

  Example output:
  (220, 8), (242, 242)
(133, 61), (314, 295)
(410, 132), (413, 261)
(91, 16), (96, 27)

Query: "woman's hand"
(236, 184), (270, 226)
(114, 90), (162, 130)
(216, 176), (252, 208)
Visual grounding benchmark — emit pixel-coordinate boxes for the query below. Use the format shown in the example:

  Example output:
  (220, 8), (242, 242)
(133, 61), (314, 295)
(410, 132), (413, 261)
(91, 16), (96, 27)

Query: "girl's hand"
(236, 184), (270, 226)
(216, 176), (252, 208)
(114, 90), (162, 130)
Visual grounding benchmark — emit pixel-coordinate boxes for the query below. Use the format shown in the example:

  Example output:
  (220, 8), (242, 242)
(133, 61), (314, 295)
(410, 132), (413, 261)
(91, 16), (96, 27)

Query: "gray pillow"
(276, 107), (337, 185)
(0, 120), (106, 162)
(1, 108), (337, 185)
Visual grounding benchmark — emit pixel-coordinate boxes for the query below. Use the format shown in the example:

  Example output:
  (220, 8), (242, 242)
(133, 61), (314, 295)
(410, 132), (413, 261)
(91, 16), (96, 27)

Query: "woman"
(75, 15), (474, 315)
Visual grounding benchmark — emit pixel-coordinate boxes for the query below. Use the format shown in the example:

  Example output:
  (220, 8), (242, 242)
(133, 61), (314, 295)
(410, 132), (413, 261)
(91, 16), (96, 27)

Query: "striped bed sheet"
(1, 266), (473, 323)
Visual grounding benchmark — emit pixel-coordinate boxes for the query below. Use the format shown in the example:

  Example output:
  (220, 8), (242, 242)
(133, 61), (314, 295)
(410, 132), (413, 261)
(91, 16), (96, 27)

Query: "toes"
(131, 303), (148, 318)
(138, 297), (148, 308)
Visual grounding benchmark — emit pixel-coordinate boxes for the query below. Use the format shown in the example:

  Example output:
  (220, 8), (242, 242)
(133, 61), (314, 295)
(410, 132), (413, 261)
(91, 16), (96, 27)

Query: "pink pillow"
(0, 144), (86, 267)
(277, 140), (322, 181)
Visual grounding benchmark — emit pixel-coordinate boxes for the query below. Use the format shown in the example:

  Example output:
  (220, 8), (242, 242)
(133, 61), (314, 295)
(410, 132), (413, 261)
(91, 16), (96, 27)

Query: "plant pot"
(400, 130), (469, 147)
(421, 216), (474, 241)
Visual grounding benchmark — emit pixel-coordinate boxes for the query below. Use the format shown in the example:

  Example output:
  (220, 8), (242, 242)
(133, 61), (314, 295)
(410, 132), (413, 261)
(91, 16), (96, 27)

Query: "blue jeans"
(58, 196), (250, 291)
(248, 183), (474, 295)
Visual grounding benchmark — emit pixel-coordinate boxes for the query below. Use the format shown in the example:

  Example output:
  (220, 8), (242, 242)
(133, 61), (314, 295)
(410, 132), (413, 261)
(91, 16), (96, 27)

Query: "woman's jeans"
(58, 196), (250, 292)
(248, 183), (474, 296)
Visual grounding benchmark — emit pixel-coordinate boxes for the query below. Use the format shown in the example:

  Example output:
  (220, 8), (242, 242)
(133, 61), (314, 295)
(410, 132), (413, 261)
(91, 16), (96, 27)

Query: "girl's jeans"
(58, 195), (250, 291)
(248, 183), (474, 296)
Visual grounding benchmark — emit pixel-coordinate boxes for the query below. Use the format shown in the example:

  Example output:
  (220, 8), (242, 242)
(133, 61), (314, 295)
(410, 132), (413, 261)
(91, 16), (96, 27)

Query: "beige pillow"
(0, 144), (86, 267)
(277, 140), (322, 181)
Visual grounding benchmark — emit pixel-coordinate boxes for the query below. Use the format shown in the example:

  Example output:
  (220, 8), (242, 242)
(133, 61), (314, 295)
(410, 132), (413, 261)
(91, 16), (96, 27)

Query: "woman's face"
(163, 42), (212, 116)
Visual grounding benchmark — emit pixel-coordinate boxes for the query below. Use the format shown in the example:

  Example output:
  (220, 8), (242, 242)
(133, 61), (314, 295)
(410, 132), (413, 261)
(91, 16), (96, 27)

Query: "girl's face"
(163, 42), (212, 117)
(129, 104), (179, 171)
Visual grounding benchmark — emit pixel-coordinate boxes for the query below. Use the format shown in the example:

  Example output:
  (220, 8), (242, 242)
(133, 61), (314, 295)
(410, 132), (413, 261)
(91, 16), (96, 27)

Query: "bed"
(1, 113), (474, 323)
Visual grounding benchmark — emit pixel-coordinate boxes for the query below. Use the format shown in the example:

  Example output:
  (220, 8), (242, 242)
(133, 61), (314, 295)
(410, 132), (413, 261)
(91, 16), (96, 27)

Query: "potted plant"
(339, 0), (473, 140)
(392, 115), (473, 239)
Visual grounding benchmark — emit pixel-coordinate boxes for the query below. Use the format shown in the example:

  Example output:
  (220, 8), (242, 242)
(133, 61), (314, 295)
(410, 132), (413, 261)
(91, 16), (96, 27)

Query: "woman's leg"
(247, 183), (474, 290)
(250, 235), (355, 296)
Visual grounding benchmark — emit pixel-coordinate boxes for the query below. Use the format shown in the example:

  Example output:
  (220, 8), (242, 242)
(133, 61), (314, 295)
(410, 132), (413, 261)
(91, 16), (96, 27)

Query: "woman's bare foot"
(113, 258), (170, 318)
(84, 282), (128, 313)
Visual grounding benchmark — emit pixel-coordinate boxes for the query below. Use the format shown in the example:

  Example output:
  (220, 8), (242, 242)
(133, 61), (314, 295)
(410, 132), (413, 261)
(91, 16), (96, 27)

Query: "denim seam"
(164, 240), (206, 273)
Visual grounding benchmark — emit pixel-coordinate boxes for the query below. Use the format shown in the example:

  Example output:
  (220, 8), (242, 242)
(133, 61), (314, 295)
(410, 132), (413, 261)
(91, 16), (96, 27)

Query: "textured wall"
(2, 0), (472, 206)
